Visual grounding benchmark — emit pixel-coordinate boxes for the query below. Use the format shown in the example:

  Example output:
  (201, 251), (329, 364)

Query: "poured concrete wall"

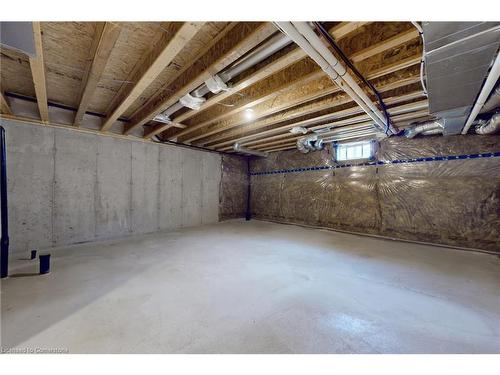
(2, 119), (222, 253)
(250, 135), (500, 252)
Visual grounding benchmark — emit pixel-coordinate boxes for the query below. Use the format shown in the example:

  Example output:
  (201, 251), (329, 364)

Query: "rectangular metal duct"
(422, 22), (500, 134)
(0, 22), (36, 56)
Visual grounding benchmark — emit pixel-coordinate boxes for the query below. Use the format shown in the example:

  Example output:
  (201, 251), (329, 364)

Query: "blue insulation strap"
(249, 151), (500, 176)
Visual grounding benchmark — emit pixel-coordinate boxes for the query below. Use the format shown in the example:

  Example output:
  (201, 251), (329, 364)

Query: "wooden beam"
(0, 91), (12, 115)
(100, 22), (204, 132)
(29, 22), (49, 123)
(128, 23), (277, 137)
(172, 48), (306, 124)
(213, 74), (421, 150)
(123, 22), (239, 121)
(73, 22), (122, 126)
(172, 22), (369, 125)
(255, 109), (431, 153)
(170, 122), (187, 129)
(180, 37), (422, 145)
(242, 91), (425, 150)
(350, 28), (419, 62)
(199, 61), (422, 148)
(252, 99), (429, 150)
(0, 113), (194, 150)
(175, 70), (325, 141)
(330, 22), (372, 39)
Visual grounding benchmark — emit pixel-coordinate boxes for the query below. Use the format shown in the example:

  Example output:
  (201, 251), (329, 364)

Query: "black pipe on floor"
(0, 126), (9, 278)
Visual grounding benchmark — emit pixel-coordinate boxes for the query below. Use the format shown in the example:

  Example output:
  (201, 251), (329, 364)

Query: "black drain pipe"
(0, 126), (9, 278)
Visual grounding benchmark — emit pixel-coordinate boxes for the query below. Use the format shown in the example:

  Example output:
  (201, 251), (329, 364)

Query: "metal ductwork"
(154, 32), (293, 122)
(422, 22), (500, 135)
(233, 142), (268, 157)
(404, 120), (444, 138)
(0, 22), (36, 56)
(475, 112), (500, 134)
(296, 134), (325, 153)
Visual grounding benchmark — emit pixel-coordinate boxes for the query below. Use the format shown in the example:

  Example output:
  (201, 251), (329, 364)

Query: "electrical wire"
(411, 21), (428, 97)
(312, 22), (393, 135)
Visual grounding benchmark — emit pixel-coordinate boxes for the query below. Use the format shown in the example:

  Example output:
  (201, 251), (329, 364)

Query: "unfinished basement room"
(1, 14), (500, 358)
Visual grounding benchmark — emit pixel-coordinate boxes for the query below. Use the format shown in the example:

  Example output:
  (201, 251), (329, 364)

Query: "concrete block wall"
(1, 119), (222, 253)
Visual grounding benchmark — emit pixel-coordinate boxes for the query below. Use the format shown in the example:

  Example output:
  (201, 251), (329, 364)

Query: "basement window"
(335, 140), (376, 162)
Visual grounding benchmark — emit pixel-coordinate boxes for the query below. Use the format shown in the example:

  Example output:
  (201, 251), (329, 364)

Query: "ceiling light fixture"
(244, 108), (254, 120)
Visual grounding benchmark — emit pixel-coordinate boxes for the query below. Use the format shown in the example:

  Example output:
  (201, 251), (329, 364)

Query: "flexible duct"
(296, 137), (311, 153)
(419, 128), (444, 136)
(475, 112), (500, 134)
(296, 134), (324, 153)
(404, 120), (444, 138)
(233, 142), (269, 157)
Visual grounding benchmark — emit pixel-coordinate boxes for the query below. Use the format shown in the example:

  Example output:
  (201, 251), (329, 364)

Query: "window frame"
(333, 140), (377, 164)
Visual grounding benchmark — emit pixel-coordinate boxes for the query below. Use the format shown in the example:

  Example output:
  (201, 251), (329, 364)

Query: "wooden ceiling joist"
(123, 22), (238, 121)
(128, 23), (278, 138)
(200, 63), (422, 149)
(214, 86), (422, 152)
(0, 91), (12, 115)
(100, 22), (204, 132)
(74, 22), (122, 126)
(29, 22), (49, 123)
(180, 33), (422, 145)
(257, 109), (431, 153)
(172, 48), (307, 125)
(350, 28), (419, 63)
(171, 21), (369, 127)
(240, 91), (425, 150)
(218, 85), (423, 152)
(202, 75), (420, 148)
(252, 99), (429, 151)
(2, 21), (426, 152)
(175, 69), (325, 141)
(329, 22), (372, 40)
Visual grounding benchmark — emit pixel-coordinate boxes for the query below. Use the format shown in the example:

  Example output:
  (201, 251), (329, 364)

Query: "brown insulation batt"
(249, 135), (500, 252)
(219, 154), (249, 220)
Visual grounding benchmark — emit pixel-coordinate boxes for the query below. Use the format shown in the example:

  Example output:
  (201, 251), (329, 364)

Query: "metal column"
(0, 126), (9, 278)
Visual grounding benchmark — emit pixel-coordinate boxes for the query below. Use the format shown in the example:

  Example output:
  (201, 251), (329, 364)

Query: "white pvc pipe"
(461, 52), (500, 134)
(276, 22), (392, 134)
(292, 22), (391, 132)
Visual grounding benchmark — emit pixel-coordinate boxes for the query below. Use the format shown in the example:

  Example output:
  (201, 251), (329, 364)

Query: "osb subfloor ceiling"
(0, 22), (429, 153)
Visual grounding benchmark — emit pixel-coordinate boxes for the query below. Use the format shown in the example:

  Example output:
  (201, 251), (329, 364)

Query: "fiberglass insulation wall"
(219, 154), (248, 220)
(2, 119), (222, 253)
(250, 135), (500, 252)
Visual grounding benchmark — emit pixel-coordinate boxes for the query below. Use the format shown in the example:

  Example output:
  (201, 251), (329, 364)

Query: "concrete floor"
(1, 219), (499, 353)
